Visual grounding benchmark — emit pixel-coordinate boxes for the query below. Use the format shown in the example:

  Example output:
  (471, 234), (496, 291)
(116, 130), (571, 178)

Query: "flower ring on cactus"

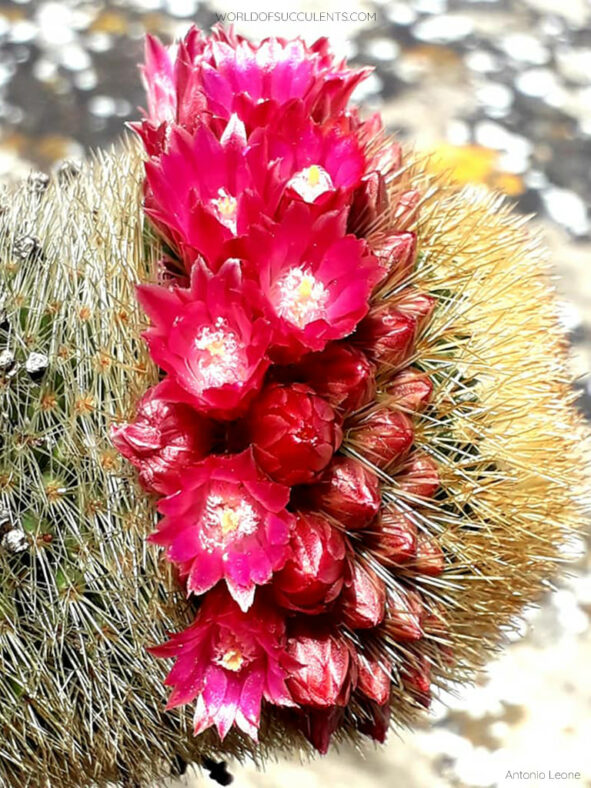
(4, 19), (587, 787)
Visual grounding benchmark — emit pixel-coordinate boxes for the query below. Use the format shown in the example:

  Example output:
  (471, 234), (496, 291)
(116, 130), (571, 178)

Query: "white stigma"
(209, 188), (238, 233)
(287, 164), (334, 202)
(191, 317), (247, 392)
(273, 266), (329, 328)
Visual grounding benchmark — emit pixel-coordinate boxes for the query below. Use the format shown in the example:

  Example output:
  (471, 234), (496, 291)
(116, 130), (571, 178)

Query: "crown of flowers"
(111, 25), (445, 753)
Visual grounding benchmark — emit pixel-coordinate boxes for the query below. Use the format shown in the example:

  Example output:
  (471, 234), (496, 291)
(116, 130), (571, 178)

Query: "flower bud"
(396, 289), (436, 331)
(348, 171), (388, 236)
(294, 343), (375, 414)
(415, 534), (445, 576)
(307, 456), (380, 530)
(357, 654), (391, 705)
(371, 509), (417, 563)
(286, 623), (353, 708)
(274, 512), (347, 613)
(373, 231), (417, 281)
(397, 453), (440, 499)
(354, 308), (416, 367)
(385, 589), (423, 642)
(340, 561), (386, 630)
(110, 383), (214, 495)
(386, 367), (433, 412)
(350, 409), (414, 469)
(403, 656), (431, 708)
(248, 382), (342, 486)
(358, 700), (390, 743)
(296, 707), (345, 754)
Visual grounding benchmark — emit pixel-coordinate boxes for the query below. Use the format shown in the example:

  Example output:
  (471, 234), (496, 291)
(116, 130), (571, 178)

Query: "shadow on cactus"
(0, 24), (589, 788)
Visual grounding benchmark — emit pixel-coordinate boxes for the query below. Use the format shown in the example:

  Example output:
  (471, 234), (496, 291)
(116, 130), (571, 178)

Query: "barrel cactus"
(0, 24), (588, 788)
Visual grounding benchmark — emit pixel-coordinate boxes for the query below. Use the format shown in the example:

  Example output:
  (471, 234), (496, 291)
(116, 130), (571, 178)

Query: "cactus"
(0, 42), (589, 788)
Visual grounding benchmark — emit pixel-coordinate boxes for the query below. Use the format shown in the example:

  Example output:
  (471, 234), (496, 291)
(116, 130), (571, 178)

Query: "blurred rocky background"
(0, 1), (589, 786)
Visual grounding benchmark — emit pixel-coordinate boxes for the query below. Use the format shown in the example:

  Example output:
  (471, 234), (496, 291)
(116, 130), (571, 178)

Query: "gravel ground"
(0, 2), (590, 787)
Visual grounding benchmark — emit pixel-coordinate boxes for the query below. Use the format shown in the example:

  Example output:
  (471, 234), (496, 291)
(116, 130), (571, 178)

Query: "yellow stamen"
(297, 276), (314, 300)
(307, 165), (321, 187)
(220, 508), (240, 534)
(219, 648), (244, 672)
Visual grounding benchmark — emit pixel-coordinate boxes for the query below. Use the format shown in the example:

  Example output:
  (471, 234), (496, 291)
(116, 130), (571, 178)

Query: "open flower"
(242, 202), (382, 361)
(144, 120), (282, 270)
(149, 448), (294, 611)
(137, 260), (272, 420)
(110, 381), (214, 495)
(135, 25), (370, 150)
(149, 586), (298, 740)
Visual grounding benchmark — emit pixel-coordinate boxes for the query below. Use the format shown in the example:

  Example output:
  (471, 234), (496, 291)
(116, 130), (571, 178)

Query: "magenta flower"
(242, 202), (382, 361)
(149, 586), (298, 740)
(136, 260), (272, 420)
(134, 26), (370, 151)
(144, 120), (282, 271)
(149, 448), (294, 611)
(110, 381), (214, 496)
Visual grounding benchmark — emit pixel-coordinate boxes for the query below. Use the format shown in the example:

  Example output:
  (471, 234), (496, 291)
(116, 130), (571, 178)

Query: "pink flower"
(136, 260), (272, 420)
(247, 382), (342, 486)
(243, 202), (382, 361)
(371, 509), (417, 564)
(144, 121), (282, 270)
(135, 26), (370, 149)
(110, 381), (214, 495)
(386, 367), (433, 412)
(149, 448), (294, 611)
(149, 586), (298, 740)
(274, 512), (347, 614)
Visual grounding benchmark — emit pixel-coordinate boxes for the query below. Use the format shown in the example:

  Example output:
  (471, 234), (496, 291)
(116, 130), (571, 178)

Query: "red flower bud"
(357, 654), (391, 705)
(307, 456), (381, 531)
(386, 367), (433, 412)
(348, 171), (388, 236)
(358, 700), (390, 743)
(372, 508), (417, 563)
(350, 409), (414, 469)
(397, 453), (440, 499)
(396, 289), (436, 331)
(415, 534), (445, 576)
(110, 382), (213, 496)
(373, 231), (417, 281)
(354, 307), (416, 367)
(286, 622), (354, 708)
(297, 706), (345, 754)
(385, 589), (423, 642)
(403, 656), (431, 708)
(274, 512), (347, 613)
(393, 188), (420, 227)
(248, 382), (342, 486)
(294, 342), (376, 414)
(340, 561), (386, 630)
